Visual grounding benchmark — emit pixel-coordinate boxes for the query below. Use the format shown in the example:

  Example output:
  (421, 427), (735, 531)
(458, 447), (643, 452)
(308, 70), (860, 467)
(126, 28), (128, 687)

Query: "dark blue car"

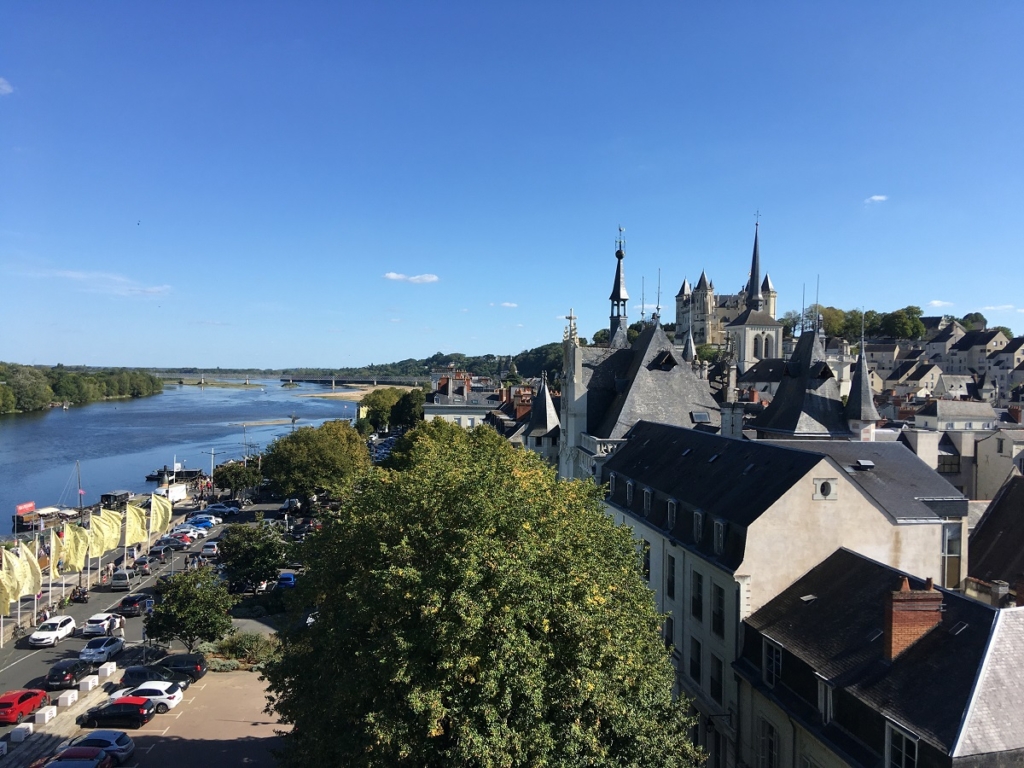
(277, 573), (297, 589)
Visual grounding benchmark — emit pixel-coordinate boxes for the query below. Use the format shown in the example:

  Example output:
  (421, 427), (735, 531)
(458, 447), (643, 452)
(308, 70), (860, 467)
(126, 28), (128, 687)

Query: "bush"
(209, 658), (241, 672)
(197, 641), (219, 655)
(218, 631), (280, 664)
(231, 602), (268, 619)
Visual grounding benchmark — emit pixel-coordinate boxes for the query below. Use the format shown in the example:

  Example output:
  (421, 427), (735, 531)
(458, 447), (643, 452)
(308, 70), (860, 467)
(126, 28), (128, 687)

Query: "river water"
(0, 380), (357, 533)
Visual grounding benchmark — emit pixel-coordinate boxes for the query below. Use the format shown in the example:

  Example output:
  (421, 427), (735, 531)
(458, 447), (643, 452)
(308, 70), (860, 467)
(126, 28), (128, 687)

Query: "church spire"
(608, 227), (630, 348)
(845, 318), (881, 433)
(746, 221), (764, 312)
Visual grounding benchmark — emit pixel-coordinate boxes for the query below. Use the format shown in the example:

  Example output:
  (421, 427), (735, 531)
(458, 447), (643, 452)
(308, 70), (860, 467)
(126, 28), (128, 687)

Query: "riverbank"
(298, 384), (419, 402)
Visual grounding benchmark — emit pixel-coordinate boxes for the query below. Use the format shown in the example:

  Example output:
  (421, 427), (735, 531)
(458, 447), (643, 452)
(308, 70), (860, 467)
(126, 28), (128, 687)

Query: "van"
(111, 569), (140, 591)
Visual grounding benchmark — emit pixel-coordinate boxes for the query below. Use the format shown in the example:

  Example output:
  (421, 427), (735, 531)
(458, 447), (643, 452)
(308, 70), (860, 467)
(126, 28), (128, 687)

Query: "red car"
(31, 746), (116, 768)
(0, 688), (49, 724)
(169, 533), (193, 544)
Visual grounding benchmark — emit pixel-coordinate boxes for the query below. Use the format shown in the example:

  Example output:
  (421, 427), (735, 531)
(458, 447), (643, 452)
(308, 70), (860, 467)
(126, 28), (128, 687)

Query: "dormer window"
(886, 723), (918, 768)
(817, 676), (834, 725)
(608, 473), (616, 494)
(626, 481), (634, 506)
(714, 520), (725, 555)
(762, 639), (782, 688)
(643, 488), (652, 516)
(693, 510), (704, 543)
(667, 500), (677, 530)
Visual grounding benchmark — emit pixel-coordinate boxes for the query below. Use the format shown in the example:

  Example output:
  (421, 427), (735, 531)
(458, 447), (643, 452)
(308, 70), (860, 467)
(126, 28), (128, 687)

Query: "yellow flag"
(25, 541), (43, 596)
(50, 528), (65, 574)
(87, 515), (107, 558)
(16, 549), (34, 598)
(151, 493), (172, 533)
(126, 504), (147, 546)
(100, 509), (123, 551)
(0, 570), (12, 617)
(63, 524), (89, 572)
(2, 550), (23, 599)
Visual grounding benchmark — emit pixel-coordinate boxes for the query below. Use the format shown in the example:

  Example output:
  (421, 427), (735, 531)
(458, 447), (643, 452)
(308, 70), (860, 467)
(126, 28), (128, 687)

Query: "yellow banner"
(100, 509), (123, 551)
(151, 493), (172, 533)
(25, 541), (43, 597)
(63, 524), (89, 572)
(50, 528), (65, 574)
(126, 504), (147, 546)
(0, 570), (12, 616)
(2, 550), (23, 599)
(87, 516), (107, 558)
(16, 549), (34, 598)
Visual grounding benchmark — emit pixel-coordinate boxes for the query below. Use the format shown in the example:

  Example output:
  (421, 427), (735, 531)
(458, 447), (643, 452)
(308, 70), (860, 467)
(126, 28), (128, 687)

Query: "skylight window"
(691, 411), (712, 424)
(708, 454), (719, 464)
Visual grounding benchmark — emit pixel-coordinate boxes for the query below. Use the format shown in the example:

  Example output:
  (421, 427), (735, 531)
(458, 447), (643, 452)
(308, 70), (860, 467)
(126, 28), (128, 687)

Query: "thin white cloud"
(31, 268), (170, 297)
(1017, 309), (1024, 314)
(390, 318), (400, 323)
(982, 305), (1014, 312)
(499, 302), (518, 308)
(928, 300), (953, 308)
(383, 271), (439, 284)
(0, 78), (12, 96)
(864, 195), (888, 204)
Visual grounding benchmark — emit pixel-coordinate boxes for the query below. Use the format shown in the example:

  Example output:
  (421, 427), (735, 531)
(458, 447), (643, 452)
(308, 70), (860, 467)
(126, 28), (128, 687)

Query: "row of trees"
(357, 387), (426, 433)
(0, 362), (163, 414)
(778, 306), (1013, 342)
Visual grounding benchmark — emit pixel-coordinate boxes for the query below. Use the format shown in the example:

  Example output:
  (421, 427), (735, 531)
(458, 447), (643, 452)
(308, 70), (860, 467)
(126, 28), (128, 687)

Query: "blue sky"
(2, 3), (1022, 368)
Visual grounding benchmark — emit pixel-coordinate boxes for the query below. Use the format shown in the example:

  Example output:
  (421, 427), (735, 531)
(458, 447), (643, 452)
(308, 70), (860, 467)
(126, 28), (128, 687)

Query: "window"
(711, 583), (725, 638)
(608, 473), (616, 494)
(942, 522), (962, 589)
(997, 438), (1005, 453)
(762, 639), (782, 688)
(758, 718), (779, 768)
(667, 499), (677, 530)
(641, 539), (651, 582)
(534, 437), (541, 447)
(626, 481), (634, 506)
(710, 653), (724, 704)
(813, 478), (838, 501)
(816, 677), (833, 724)
(689, 636), (702, 684)
(691, 570), (704, 621)
(693, 510), (704, 543)
(643, 488), (652, 516)
(714, 520), (725, 555)
(887, 723), (918, 768)
(664, 616), (675, 650)
(666, 554), (676, 600)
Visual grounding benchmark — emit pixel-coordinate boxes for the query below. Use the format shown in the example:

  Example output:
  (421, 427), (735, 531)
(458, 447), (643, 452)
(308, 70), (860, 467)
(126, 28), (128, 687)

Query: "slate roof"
(968, 476), (1024, 584)
(726, 308), (782, 328)
(694, 270), (710, 291)
(738, 358), (786, 384)
(524, 374), (560, 438)
(952, 330), (1003, 352)
(608, 249), (628, 302)
(593, 323), (720, 439)
(744, 548), (998, 757)
(681, 328), (697, 363)
(746, 224), (763, 310)
(905, 363), (939, 383)
(844, 356), (881, 422)
(773, 441), (967, 521)
(988, 336), (1024, 357)
(752, 332), (851, 438)
(916, 400), (996, 420)
(885, 360), (919, 384)
(761, 273), (774, 292)
(676, 277), (691, 298)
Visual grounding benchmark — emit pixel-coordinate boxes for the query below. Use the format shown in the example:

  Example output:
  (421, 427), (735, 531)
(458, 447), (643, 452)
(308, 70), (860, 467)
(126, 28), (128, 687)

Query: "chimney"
(884, 576), (943, 662)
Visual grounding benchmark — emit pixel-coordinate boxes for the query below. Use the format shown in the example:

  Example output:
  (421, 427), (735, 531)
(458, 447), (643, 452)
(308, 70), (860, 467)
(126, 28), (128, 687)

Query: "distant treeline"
(0, 362), (164, 414)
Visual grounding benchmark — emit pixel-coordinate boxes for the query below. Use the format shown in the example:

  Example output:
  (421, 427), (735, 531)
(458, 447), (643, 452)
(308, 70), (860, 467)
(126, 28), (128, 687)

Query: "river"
(0, 380), (357, 533)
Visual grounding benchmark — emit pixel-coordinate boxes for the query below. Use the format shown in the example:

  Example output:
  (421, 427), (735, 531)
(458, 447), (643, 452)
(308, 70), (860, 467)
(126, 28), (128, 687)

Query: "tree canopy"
(361, 387), (406, 431)
(265, 420), (700, 768)
(218, 523), (285, 590)
(390, 388), (426, 429)
(261, 419), (371, 501)
(213, 463), (263, 499)
(0, 362), (163, 413)
(145, 568), (237, 652)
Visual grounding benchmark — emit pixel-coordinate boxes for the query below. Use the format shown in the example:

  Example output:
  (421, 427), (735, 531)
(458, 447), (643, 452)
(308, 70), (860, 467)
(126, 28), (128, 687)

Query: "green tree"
(992, 326), (1014, 340)
(0, 384), (15, 414)
(779, 310), (802, 338)
(959, 312), (987, 331)
(265, 421), (700, 768)
(144, 569), (237, 652)
(262, 419), (371, 501)
(213, 463), (263, 499)
(218, 523), (286, 591)
(8, 366), (54, 411)
(880, 308), (926, 340)
(354, 417), (374, 436)
(361, 387), (405, 431)
(591, 328), (610, 345)
(390, 388), (425, 429)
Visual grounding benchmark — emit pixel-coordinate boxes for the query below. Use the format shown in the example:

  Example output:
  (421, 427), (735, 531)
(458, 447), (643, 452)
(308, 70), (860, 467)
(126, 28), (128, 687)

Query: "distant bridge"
(280, 376), (427, 388)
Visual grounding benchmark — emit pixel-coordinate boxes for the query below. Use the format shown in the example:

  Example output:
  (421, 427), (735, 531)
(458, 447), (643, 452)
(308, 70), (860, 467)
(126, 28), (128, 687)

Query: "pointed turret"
(745, 223), (764, 312)
(682, 328), (697, 363)
(608, 228), (630, 349)
(845, 356), (881, 424)
(676, 277), (691, 298)
(761, 273), (774, 292)
(526, 371), (561, 439)
(694, 270), (710, 291)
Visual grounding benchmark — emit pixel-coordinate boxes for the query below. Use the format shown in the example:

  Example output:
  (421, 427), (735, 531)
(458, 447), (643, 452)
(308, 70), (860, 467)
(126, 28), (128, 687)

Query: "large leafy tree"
(266, 421), (700, 768)
(145, 569), (237, 652)
(390, 388), (425, 430)
(213, 462), (263, 498)
(361, 387), (406, 431)
(261, 419), (370, 501)
(219, 523), (285, 590)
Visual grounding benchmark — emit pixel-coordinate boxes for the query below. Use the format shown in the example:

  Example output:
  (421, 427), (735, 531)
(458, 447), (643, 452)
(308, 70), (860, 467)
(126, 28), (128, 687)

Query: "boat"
(145, 465), (204, 483)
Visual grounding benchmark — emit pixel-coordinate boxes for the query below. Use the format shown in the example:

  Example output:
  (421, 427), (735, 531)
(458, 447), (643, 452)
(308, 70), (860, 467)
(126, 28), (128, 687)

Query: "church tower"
(761, 274), (777, 319)
(691, 270), (713, 345)
(745, 222), (764, 313)
(609, 229), (630, 349)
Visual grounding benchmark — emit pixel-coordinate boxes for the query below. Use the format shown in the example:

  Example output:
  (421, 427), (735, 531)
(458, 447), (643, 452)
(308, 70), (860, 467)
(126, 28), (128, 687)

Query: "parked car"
(132, 555), (155, 575)
(39, 746), (117, 767)
(108, 681), (183, 714)
(0, 688), (49, 724)
(114, 595), (147, 618)
(277, 572), (297, 589)
(187, 513), (221, 525)
(168, 533), (194, 545)
(80, 637), (125, 664)
(46, 659), (93, 690)
(120, 665), (191, 691)
(182, 518), (213, 531)
(200, 542), (219, 558)
(83, 614), (117, 637)
(155, 537), (188, 551)
(148, 544), (173, 560)
(77, 696), (156, 730)
(199, 504), (232, 515)
(189, 510), (224, 522)
(278, 498), (301, 513)
(110, 569), (139, 592)
(28, 615), (77, 647)
(172, 524), (207, 538)
(54, 731), (135, 765)
(158, 653), (208, 682)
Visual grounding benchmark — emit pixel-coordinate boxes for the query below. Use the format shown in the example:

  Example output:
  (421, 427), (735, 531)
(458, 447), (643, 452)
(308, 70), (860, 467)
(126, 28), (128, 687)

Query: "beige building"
(974, 429), (1024, 501)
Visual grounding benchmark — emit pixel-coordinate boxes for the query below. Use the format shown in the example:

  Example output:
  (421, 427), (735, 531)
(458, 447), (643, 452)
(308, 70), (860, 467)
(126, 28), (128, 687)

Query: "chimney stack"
(884, 576), (943, 662)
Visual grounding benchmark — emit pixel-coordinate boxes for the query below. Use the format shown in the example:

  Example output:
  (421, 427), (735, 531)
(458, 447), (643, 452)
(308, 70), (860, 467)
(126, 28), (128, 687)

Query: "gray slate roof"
(916, 400), (997, 420)
(744, 548), (998, 757)
(968, 476), (1024, 584)
(952, 330), (1004, 352)
(738, 358), (786, 384)
(726, 308), (782, 328)
(753, 332), (851, 438)
(844, 356), (881, 422)
(608, 249), (628, 302)
(525, 374), (560, 438)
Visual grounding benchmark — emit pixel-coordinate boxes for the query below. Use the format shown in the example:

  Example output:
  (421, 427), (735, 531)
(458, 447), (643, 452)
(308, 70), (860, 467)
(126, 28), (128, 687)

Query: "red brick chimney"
(1008, 404), (1022, 424)
(884, 576), (943, 662)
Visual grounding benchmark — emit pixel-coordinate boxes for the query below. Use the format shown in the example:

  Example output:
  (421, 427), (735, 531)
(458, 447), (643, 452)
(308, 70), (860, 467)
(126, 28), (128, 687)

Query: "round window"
(819, 481), (832, 498)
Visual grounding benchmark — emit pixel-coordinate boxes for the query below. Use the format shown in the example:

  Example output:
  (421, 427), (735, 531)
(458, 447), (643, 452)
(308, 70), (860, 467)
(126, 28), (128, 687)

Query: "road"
(0, 502), (280, 743)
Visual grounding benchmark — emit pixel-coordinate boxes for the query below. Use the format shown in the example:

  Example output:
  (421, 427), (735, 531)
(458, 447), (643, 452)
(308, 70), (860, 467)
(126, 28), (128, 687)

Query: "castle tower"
(608, 228), (630, 349)
(761, 273), (777, 318)
(691, 270), (713, 345)
(674, 277), (691, 343)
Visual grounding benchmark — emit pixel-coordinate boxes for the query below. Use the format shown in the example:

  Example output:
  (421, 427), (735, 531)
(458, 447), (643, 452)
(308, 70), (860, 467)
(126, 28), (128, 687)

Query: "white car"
(82, 613), (117, 637)
(80, 636), (124, 663)
(28, 615), (77, 647)
(187, 513), (222, 525)
(172, 525), (207, 539)
(109, 680), (183, 714)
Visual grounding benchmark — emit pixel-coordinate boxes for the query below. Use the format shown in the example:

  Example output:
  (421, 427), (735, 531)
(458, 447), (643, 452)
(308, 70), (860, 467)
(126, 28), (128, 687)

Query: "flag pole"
(33, 532), (39, 623)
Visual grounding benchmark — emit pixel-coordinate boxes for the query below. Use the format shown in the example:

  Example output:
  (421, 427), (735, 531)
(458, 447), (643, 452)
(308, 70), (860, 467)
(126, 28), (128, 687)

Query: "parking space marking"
(0, 648), (43, 674)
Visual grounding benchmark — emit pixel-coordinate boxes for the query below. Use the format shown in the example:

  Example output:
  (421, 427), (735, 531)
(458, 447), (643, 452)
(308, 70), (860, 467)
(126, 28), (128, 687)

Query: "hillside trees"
(265, 420), (700, 768)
